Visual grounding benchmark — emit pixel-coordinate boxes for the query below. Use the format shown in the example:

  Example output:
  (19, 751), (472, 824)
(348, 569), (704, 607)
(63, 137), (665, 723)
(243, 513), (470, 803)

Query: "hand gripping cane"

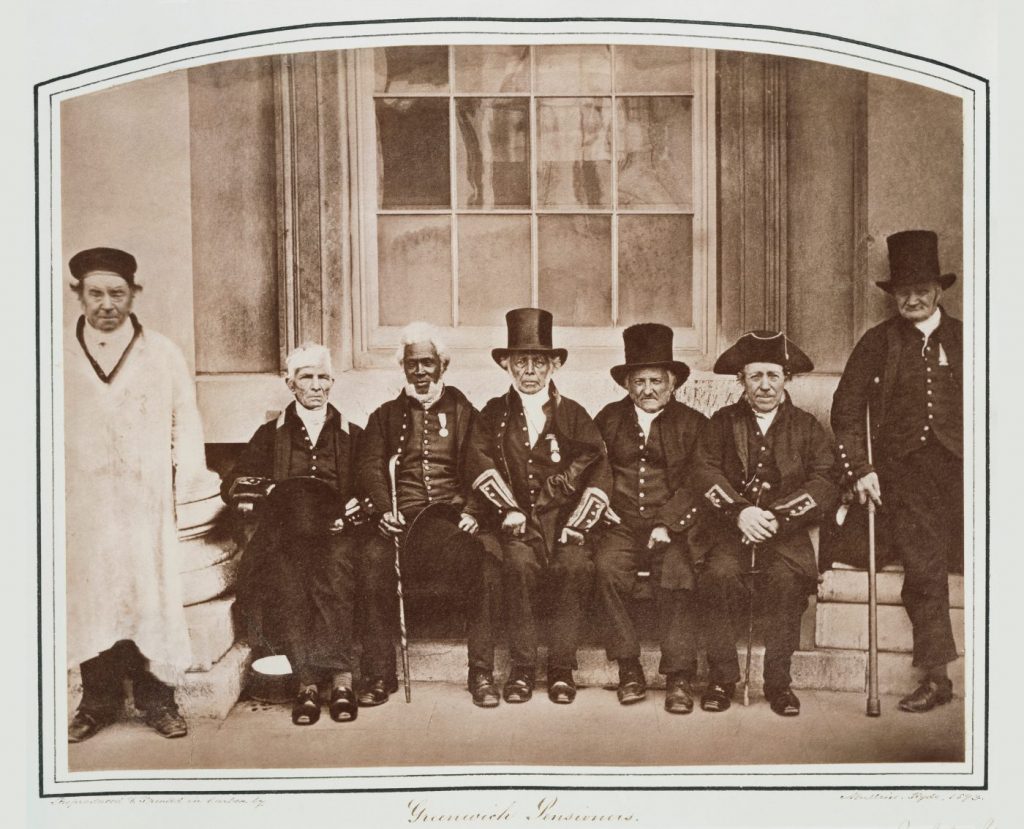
(865, 407), (881, 717)
(742, 481), (772, 707)
(388, 455), (413, 703)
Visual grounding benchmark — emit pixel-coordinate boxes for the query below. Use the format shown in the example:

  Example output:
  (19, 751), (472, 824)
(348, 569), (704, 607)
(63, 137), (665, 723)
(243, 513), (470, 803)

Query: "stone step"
(180, 641), (252, 718)
(185, 595), (237, 672)
(181, 551), (239, 606)
(815, 602), (965, 654)
(819, 569), (964, 608)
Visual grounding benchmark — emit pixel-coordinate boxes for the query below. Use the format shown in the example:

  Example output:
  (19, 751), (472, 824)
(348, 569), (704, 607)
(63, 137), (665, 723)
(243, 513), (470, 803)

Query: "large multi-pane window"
(354, 44), (714, 358)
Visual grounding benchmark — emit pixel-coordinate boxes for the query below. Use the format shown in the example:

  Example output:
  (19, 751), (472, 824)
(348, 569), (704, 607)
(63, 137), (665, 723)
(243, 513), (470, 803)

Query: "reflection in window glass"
(615, 46), (694, 92)
(538, 215), (611, 326)
(535, 45), (611, 94)
(458, 216), (532, 325)
(456, 98), (531, 208)
(617, 97), (693, 209)
(374, 46), (449, 93)
(376, 98), (451, 209)
(537, 98), (612, 208)
(378, 216), (452, 325)
(618, 215), (693, 327)
(454, 46), (530, 93)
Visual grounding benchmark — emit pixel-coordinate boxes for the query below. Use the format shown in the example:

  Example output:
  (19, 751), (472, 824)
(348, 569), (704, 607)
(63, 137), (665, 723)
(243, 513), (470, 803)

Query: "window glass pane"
(535, 45), (611, 94)
(618, 215), (693, 327)
(378, 215), (452, 325)
(537, 98), (612, 208)
(458, 216), (531, 325)
(456, 98), (530, 208)
(615, 46), (694, 92)
(453, 46), (530, 93)
(376, 98), (450, 209)
(374, 46), (449, 93)
(538, 215), (611, 326)
(617, 96), (693, 209)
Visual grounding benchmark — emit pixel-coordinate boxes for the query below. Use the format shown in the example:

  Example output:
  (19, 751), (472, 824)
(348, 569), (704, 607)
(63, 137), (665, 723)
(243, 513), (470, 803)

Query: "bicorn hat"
(713, 330), (814, 375)
(491, 307), (568, 367)
(610, 323), (691, 388)
(877, 230), (956, 293)
(69, 247), (138, 286)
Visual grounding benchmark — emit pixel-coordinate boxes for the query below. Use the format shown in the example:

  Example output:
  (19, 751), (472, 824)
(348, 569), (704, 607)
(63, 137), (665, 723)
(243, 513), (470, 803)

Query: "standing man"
(467, 308), (613, 705)
(831, 230), (963, 713)
(357, 323), (496, 707)
(221, 343), (366, 726)
(694, 331), (837, 716)
(593, 323), (707, 713)
(65, 247), (214, 741)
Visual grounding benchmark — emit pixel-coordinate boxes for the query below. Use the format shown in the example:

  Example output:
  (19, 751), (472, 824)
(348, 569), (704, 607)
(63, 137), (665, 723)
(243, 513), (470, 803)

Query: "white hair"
(394, 321), (451, 368)
(285, 342), (332, 380)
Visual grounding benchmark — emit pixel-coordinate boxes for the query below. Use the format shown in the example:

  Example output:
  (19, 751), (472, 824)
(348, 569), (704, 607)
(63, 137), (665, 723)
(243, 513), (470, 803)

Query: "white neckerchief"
(914, 308), (948, 363)
(82, 318), (135, 374)
(634, 405), (663, 441)
(750, 392), (785, 434)
(295, 403), (328, 445)
(515, 384), (550, 447)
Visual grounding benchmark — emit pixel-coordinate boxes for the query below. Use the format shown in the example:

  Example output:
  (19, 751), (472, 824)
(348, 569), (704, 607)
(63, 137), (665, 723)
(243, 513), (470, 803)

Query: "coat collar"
(75, 313), (143, 384)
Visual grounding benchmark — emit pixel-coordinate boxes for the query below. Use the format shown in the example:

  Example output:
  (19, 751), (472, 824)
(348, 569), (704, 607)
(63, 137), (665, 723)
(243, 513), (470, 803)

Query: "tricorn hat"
(69, 247), (138, 285)
(610, 323), (691, 388)
(491, 307), (568, 367)
(877, 230), (956, 293)
(713, 330), (814, 375)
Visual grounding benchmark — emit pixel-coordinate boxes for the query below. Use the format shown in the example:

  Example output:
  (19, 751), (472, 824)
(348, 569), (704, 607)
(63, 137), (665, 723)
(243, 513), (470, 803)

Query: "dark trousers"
(477, 534), (594, 671)
(594, 522), (698, 677)
(360, 513), (492, 676)
(698, 539), (815, 694)
(78, 640), (176, 717)
(882, 443), (963, 668)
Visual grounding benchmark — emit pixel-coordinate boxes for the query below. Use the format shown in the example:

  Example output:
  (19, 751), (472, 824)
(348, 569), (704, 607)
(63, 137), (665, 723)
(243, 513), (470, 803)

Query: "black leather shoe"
(468, 669), (500, 708)
(616, 661), (647, 705)
(547, 668), (577, 704)
(291, 688), (321, 726)
(664, 674), (695, 714)
(144, 706), (189, 737)
(766, 687), (801, 717)
(898, 678), (953, 713)
(68, 710), (111, 743)
(358, 677), (391, 707)
(503, 666), (535, 704)
(329, 686), (358, 722)
(700, 682), (734, 713)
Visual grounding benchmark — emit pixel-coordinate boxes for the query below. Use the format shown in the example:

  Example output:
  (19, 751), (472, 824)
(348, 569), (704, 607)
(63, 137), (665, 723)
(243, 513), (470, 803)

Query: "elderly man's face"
(79, 271), (134, 332)
(628, 367), (675, 413)
(403, 341), (444, 395)
(894, 281), (942, 323)
(286, 357), (334, 410)
(508, 351), (554, 395)
(741, 362), (788, 413)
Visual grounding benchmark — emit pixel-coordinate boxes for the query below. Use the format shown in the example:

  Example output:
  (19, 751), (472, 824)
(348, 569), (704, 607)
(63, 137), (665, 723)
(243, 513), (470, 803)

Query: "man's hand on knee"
(647, 524), (671, 549)
(501, 510), (527, 537)
(458, 512), (479, 535)
(737, 506), (777, 544)
(378, 510), (406, 537)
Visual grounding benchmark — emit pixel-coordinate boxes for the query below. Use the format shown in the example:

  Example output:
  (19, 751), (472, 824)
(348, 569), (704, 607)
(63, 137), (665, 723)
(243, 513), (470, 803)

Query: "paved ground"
(68, 681), (965, 772)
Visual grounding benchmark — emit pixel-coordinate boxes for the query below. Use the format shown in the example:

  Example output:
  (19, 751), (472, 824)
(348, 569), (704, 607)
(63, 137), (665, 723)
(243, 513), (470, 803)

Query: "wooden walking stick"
(388, 454), (413, 703)
(865, 407), (881, 717)
(743, 481), (771, 707)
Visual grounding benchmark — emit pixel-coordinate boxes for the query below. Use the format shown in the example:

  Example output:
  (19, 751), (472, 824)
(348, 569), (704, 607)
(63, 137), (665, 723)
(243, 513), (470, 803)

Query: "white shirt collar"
(914, 307), (942, 338)
(633, 405), (663, 439)
(82, 317), (135, 374)
(514, 384), (550, 446)
(294, 402), (328, 444)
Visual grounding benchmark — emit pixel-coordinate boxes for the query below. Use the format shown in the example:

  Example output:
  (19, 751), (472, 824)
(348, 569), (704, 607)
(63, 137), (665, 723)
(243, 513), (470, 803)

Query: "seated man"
(467, 308), (614, 705)
(693, 331), (837, 716)
(593, 323), (707, 714)
(357, 322), (494, 707)
(221, 343), (366, 726)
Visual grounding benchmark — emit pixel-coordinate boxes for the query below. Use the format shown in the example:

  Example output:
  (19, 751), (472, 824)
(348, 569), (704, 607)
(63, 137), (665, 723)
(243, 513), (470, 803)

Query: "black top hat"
(610, 323), (691, 388)
(713, 330), (814, 375)
(491, 307), (568, 366)
(877, 230), (956, 293)
(69, 247), (138, 285)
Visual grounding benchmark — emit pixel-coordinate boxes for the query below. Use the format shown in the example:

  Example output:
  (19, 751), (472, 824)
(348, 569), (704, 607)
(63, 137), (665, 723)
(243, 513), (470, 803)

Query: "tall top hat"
(610, 323), (691, 388)
(713, 330), (814, 375)
(491, 307), (568, 366)
(877, 230), (956, 293)
(69, 247), (138, 286)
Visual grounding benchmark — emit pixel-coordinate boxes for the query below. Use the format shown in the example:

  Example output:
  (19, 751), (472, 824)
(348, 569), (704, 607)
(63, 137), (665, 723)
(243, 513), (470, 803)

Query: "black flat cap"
(69, 247), (138, 285)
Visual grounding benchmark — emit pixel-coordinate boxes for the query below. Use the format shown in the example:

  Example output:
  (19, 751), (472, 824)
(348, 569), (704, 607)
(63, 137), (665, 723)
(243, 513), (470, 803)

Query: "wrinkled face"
(627, 367), (675, 414)
(508, 351), (554, 395)
(79, 271), (134, 332)
(741, 362), (788, 413)
(893, 281), (942, 323)
(286, 357), (334, 410)
(403, 341), (445, 394)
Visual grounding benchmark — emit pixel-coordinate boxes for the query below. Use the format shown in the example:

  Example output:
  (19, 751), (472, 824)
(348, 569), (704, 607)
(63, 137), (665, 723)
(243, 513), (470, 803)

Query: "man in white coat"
(64, 247), (215, 742)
